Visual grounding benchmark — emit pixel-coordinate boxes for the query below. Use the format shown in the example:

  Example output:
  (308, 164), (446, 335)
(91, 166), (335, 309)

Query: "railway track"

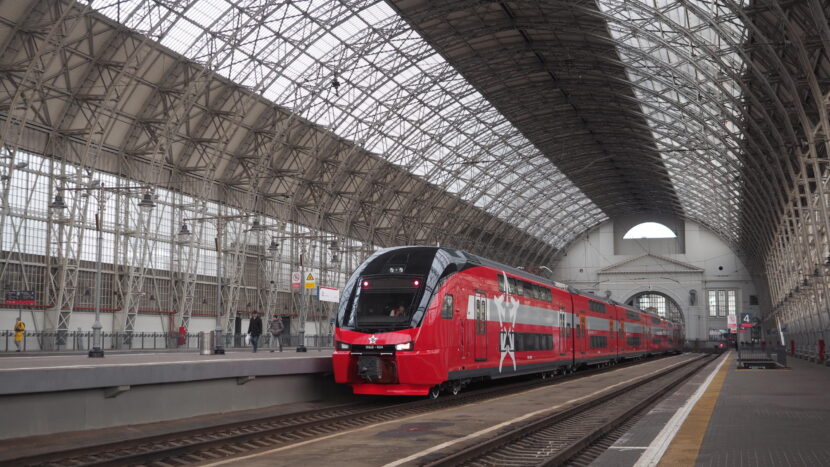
(12, 355), (679, 467)
(425, 353), (716, 467)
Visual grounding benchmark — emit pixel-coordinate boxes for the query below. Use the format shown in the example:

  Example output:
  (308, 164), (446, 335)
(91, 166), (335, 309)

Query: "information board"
(318, 286), (340, 303)
(4, 291), (35, 305)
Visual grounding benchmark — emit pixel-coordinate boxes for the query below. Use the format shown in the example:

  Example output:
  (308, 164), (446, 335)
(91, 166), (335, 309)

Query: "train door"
(474, 293), (487, 361)
(559, 311), (567, 357)
(457, 295), (466, 361)
(578, 314), (587, 358)
(619, 320), (626, 355)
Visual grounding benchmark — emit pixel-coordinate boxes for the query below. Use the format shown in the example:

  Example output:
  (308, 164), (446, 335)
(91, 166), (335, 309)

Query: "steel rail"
(12, 355), (680, 467)
(424, 354), (716, 467)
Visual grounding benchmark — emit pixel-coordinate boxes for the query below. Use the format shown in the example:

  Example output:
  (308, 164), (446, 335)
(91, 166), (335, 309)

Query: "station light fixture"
(267, 238), (280, 252)
(137, 192), (156, 210)
(49, 194), (68, 210)
(249, 219), (266, 232)
(177, 223), (192, 241)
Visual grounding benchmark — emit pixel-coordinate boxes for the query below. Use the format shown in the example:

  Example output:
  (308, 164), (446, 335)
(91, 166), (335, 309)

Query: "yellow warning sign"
(305, 273), (316, 289)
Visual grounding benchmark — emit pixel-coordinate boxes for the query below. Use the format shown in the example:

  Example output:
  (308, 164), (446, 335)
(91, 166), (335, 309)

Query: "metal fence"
(736, 342), (787, 368)
(0, 330), (333, 353)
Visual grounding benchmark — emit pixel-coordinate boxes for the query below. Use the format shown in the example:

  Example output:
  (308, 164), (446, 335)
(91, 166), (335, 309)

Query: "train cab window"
(441, 294), (453, 319)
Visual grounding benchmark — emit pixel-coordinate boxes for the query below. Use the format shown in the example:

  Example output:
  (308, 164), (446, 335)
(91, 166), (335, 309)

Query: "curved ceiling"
(389, 0), (830, 268)
(0, 0), (828, 271)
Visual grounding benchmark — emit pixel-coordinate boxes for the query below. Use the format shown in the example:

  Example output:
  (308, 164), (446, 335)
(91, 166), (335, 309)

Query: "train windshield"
(355, 278), (423, 327)
(351, 277), (423, 329)
(338, 247), (465, 332)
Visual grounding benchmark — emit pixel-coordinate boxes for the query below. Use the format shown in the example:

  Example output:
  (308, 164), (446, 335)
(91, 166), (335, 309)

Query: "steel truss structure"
(0, 0), (828, 352)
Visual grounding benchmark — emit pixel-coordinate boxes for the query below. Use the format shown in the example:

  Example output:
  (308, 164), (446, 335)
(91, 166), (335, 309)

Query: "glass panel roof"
(90, 0), (606, 248)
(597, 0), (749, 240)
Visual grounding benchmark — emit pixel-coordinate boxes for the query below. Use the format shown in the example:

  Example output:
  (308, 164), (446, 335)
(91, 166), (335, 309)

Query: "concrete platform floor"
(692, 354), (830, 466)
(196, 354), (701, 467)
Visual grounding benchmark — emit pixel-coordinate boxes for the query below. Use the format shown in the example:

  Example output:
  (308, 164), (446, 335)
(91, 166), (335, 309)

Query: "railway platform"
(595, 351), (830, 466)
(207, 353), (704, 467)
(0, 350), (335, 440)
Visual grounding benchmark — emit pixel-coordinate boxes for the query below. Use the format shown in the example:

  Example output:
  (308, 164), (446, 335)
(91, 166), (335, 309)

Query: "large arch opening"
(623, 222), (677, 239)
(626, 291), (685, 330)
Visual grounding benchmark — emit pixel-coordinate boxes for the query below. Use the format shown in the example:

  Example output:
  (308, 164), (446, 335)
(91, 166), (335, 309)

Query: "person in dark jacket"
(269, 315), (284, 352)
(247, 310), (263, 353)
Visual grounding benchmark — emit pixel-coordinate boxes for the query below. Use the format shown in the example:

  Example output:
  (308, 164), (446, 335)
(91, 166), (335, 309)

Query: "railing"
(0, 330), (333, 353)
(737, 342), (787, 368)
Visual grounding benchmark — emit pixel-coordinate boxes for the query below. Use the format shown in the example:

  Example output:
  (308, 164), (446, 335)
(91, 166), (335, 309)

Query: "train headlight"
(395, 341), (414, 351)
(336, 341), (351, 351)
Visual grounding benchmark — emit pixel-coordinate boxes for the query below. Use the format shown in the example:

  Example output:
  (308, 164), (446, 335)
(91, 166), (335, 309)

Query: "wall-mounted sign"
(727, 313), (737, 332)
(740, 312), (754, 328)
(4, 291), (35, 305)
(318, 286), (340, 303)
(305, 273), (316, 289)
(291, 272), (301, 289)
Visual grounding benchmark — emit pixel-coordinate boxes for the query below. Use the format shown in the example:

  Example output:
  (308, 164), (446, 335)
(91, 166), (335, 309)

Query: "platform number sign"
(740, 312), (754, 328)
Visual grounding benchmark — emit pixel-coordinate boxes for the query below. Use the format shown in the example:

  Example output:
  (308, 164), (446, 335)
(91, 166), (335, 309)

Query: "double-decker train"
(333, 247), (682, 397)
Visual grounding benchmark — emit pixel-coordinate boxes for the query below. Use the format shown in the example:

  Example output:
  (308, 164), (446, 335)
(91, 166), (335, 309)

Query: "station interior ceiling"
(0, 0), (828, 343)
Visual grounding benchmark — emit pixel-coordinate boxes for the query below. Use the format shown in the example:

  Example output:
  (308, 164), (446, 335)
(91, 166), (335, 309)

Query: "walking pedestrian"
(269, 315), (284, 352)
(13, 318), (24, 352)
(247, 310), (263, 353)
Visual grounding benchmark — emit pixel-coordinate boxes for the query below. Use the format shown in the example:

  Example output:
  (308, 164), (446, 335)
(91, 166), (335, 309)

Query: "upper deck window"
(589, 301), (606, 313)
(498, 274), (552, 301)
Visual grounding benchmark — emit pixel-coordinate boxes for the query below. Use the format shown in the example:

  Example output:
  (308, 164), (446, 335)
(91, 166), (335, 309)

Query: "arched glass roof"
(3, 0), (825, 271)
(597, 0), (748, 242)
(90, 0), (607, 249)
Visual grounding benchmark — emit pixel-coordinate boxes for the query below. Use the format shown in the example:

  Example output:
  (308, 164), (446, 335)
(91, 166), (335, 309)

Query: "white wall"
(553, 218), (759, 340)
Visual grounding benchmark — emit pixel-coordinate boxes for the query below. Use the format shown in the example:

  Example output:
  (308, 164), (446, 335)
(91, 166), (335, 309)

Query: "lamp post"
(182, 213), (249, 354)
(49, 183), (155, 358)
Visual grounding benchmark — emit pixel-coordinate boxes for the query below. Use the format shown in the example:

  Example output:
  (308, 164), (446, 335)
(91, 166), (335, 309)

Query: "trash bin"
(198, 331), (213, 355)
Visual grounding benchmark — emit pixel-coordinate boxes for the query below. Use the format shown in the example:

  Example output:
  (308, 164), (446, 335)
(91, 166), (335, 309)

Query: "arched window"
(623, 222), (677, 239)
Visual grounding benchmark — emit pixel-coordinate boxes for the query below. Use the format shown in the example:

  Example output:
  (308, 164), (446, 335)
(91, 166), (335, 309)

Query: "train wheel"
(429, 385), (441, 399)
(451, 382), (461, 396)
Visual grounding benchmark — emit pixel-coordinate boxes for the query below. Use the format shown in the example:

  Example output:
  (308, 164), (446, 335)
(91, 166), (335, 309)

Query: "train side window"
(498, 275), (506, 292)
(441, 294), (453, 319)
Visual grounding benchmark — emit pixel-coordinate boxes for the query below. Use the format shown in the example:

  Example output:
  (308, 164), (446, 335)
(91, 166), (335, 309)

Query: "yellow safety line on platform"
(657, 353), (732, 466)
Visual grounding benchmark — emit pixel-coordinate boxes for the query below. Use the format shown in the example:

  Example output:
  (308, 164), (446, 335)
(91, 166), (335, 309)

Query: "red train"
(333, 247), (682, 397)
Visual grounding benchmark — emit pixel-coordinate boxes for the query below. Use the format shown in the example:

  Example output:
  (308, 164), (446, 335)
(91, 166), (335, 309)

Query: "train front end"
(333, 246), (460, 396)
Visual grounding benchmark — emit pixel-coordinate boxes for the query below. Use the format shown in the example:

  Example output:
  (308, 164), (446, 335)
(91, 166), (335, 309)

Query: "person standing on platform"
(269, 315), (284, 352)
(13, 318), (25, 352)
(247, 310), (263, 353)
